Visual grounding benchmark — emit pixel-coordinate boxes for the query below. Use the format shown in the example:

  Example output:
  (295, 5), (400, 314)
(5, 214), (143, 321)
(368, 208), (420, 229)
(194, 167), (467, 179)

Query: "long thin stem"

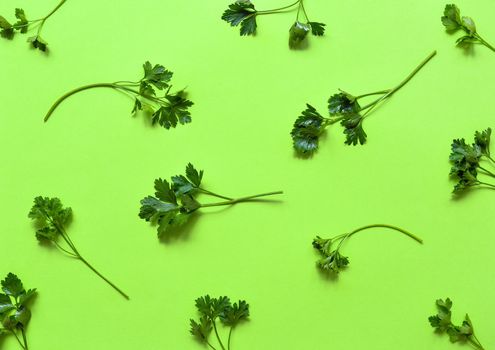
(478, 181), (495, 189)
(359, 51), (437, 114)
(227, 328), (233, 350)
(468, 337), (485, 350)
(200, 191), (283, 208)
(478, 166), (495, 178)
(476, 33), (495, 52)
(299, 0), (310, 22)
(44, 83), (117, 122)
(212, 322), (226, 350)
(198, 188), (233, 200)
(36, 0), (67, 37)
(335, 224), (423, 251)
(21, 329), (28, 350)
(207, 342), (218, 350)
(11, 330), (25, 349)
(257, 0), (300, 15)
(354, 90), (390, 99)
(77, 255), (130, 300)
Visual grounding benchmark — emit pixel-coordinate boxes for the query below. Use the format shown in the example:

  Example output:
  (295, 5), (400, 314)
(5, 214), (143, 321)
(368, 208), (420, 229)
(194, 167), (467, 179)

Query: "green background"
(1, 0), (494, 348)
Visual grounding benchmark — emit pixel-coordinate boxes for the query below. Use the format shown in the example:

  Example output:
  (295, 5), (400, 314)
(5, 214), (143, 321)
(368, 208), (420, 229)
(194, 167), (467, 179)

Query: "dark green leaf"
(1, 273), (24, 298)
(154, 178), (177, 204)
(190, 316), (212, 343)
(13, 307), (31, 327)
(219, 300), (250, 326)
(328, 92), (360, 115)
(18, 289), (37, 307)
(341, 114), (367, 145)
(131, 98), (142, 114)
(171, 175), (195, 196)
(289, 21), (310, 48)
(461, 16), (476, 33)
(142, 61), (173, 90)
(186, 163), (203, 187)
(442, 4), (461, 31)
(240, 15), (257, 36)
(309, 22), (326, 36)
(28, 196), (72, 235)
(474, 128), (491, 155)
(180, 194), (201, 213)
(151, 93), (193, 129)
(291, 104), (327, 155)
(0, 16), (14, 39)
(138, 196), (178, 222)
(222, 1), (257, 28)
(27, 35), (47, 51)
(14, 8), (28, 33)
(0, 294), (14, 314)
(317, 250), (349, 274)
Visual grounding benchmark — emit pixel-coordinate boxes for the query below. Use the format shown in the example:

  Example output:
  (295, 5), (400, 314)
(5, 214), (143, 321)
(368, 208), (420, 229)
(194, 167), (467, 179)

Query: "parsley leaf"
(449, 128), (495, 194)
(221, 0), (326, 49)
(0, 0), (66, 51)
(442, 4), (495, 52)
(0, 273), (36, 350)
(44, 62), (194, 130)
(190, 295), (249, 349)
(313, 224), (422, 277)
(28, 196), (129, 300)
(429, 298), (485, 349)
(139, 163), (282, 238)
(291, 51), (436, 156)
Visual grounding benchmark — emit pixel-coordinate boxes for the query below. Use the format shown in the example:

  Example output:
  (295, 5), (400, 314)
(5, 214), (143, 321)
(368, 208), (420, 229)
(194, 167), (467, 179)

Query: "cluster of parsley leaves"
(0, 273), (36, 350)
(449, 128), (495, 194)
(221, 0), (325, 49)
(190, 295), (249, 350)
(139, 163), (282, 238)
(291, 51), (437, 156)
(0, 0), (66, 51)
(44, 61), (193, 130)
(429, 298), (485, 350)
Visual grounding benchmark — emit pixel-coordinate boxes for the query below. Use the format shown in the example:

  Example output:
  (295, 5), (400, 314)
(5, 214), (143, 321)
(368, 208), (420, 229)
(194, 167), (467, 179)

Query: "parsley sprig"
(44, 62), (193, 130)
(190, 295), (249, 350)
(429, 298), (485, 350)
(442, 4), (495, 52)
(221, 0), (325, 49)
(139, 163), (283, 238)
(0, 273), (36, 350)
(0, 0), (66, 51)
(291, 51), (437, 155)
(28, 196), (129, 300)
(449, 128), (495, 193)
(312, 224), (422, 275)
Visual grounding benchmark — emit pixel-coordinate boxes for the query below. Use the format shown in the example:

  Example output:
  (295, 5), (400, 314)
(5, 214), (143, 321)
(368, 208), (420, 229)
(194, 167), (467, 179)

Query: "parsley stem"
(468, 337), (485, 350)
(199, 191), (283, 208)
(36, 0), (67, 37)
(11, 330), (25, 349)
(476, 33), (495, 52)
(359, 51), (437, 114)
(212, 322), (226, 350)
(478, 181), (495, 189)
(354, 90), (390, 99)
(299, 0), (310, 22)
(257, 0), (300, 15)
(207, 342), (218, 350)
(77, 255), (130, 300)
(44, 83), (117, 122)
(227, 328), (233, 350)
(336, 224), (423, 251)
(478, 166), (495, 178)
(21, 329), (28, 350)
(198, 188), (233, 200)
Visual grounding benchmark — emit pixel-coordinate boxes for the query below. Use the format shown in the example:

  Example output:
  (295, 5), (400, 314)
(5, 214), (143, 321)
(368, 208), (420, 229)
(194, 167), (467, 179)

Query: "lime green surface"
(1, 0), (495, 349)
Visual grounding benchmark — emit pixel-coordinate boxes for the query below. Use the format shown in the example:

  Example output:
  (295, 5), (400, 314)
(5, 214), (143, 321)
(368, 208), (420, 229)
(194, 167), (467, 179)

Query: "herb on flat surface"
(442, 4), (495, 52)
(28, 196), (129, 300)
(429, 298), (485, 350)
(312, 224), (422, 275)
(291, 51), (436, 155)
(449, 127), (495, 194)
(190, 295), (249, 350)
(221, 0), (325, 49)
(43, 62), (193, 129)
(139, 163), (283, 238)
(0, 0), (66, 51)
(0, 273), (36, 350)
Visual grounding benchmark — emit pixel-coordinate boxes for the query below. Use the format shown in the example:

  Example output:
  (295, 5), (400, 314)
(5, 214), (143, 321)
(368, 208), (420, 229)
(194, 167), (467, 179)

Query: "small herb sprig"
(312, 224), (422, 275)
(442, 4), (495, 52)
(28, 196), (129, 300)
(221, 0), (325, 49)
(291, 51), (436, 155)
(449, 128), (495, 194)
(44, 62), (193, 130)
(0, 273), (36, 350)
(429, 298), (485, 350)
(139, 163), (283, 238)
(190, 295), (249, 350)
(0, 0), (66, 51)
